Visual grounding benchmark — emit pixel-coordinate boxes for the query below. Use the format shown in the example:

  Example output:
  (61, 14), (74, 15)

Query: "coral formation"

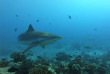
(35, 56), (49, 66)
(0, 60), (9, 67)
(85, 63), (97, 74)
(16, 59), (35, 74)
(29, 65), (53, 74)
(97, 66), (107, 74)
(54, 61), (69, 74)
(8, 67), (18, 72)
(10, 52), (26, 63)
(55, 52), (72, 62)
(1, 51), (110, 74)
(69, 64), (82, 74)
(68, 56), (83, 74)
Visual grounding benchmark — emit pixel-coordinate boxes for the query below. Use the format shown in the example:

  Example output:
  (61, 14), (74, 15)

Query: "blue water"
(0, 0), (110, 59)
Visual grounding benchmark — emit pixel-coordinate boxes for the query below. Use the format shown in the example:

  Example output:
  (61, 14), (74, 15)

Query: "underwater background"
(0, 0), (110, 74)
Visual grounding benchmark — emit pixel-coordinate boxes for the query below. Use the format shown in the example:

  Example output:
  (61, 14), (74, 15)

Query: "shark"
(18, 24), (62, 53)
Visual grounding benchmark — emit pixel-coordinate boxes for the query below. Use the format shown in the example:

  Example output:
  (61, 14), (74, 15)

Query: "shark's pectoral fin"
(22, 42), (37, 53)
(40, 44), (46, 49)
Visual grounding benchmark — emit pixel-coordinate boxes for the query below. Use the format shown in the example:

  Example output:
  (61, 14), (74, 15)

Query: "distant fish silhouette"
(16, 14), (18, 17)
(49, 22), (52, 25)
(68, 15), (71, 20)
(84, 46), (91, 49)
(36, 20), (39, 22)
(94, 53), (96, 55)
(94, 28), (98, 31)
(15, 28), (17, 32)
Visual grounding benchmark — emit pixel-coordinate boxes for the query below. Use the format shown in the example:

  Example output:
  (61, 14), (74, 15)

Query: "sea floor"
(0, 43), (110, 74)
(0, 67), (15, 74)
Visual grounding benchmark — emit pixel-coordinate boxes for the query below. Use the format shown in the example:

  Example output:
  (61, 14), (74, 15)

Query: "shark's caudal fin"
(26, 24), (34, 32)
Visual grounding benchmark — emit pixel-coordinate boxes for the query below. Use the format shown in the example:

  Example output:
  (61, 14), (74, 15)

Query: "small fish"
(74, 52), (78, 53)
(49, 22), (52, 25)
(78, 48), (80, 50)
(94, 53), (96, 55)
(16, 14), (18, 17)
(36, 20), (39, 22)
(37, 56), (43, 59)
(94, 28), (97, 31)
(68, 15), (71, 20)
(69, 55), (73, 58)
(15, 28), (17, 32)
(84, 46), (91, 49)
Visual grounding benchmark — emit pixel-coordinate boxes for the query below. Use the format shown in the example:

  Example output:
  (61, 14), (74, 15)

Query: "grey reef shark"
(18, 24), (62, 53)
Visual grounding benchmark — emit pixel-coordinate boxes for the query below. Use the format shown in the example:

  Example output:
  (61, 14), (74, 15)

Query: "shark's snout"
(50, 35), (62, 41)
(50, 34), (62, 39)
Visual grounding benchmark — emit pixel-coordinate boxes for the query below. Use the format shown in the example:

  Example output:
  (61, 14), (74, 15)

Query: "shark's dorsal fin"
(26, 24), (34, 32)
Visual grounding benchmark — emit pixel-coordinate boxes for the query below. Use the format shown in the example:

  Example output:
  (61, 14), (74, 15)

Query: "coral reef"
(85, 63), (97, 74)
(8, 67), (18, 72)
(81, 52), (100, 64)
(68, 56), (83, 74)
(35, 56), (49, 66)
(0, 67), (15, 74)
(8, 62), (21, 68)
(69, 64), (82, 74)
(55, 52), (72, 62)
(54, 61), (69, 74)
(1, 51), (110, 74)
(29, 65), (54, 74)
(10, 52), (26, 63)
(0, 60), (9, 67)
(97, 66), (107, 74)
(16, 59), (35, 74)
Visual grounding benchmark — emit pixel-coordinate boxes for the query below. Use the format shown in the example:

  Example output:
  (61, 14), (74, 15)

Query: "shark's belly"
(19, 38), (45, 45)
